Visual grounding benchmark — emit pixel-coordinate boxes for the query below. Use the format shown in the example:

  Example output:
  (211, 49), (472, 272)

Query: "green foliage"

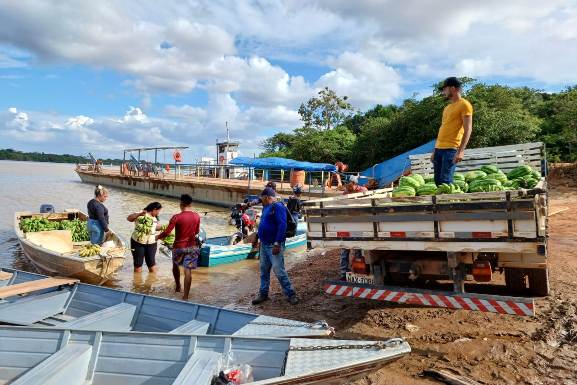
(298, 87), (354, 131)
(262, 82), (576, 168)
(0, 148), (122, 164)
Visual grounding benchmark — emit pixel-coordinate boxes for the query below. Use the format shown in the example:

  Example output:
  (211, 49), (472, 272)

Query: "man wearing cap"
(252, 187), (298, 305)
(431, 77), (473, 185)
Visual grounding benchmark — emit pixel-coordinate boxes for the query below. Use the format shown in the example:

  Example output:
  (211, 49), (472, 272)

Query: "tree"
(290, 126), (356, 164)
(466, 84), (541, 148)
(298, 87), (354, 130)
(260, 132), (296, 158)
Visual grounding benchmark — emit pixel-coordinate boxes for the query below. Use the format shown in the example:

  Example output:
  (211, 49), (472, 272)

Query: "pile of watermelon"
(392, 165), (541, 197)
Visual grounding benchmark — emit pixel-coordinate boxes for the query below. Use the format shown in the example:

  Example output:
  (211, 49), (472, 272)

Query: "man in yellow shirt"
(431, 77), (473, 185)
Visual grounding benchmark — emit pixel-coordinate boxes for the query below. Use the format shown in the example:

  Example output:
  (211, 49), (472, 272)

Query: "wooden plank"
(308, 211), (534, 223)
(410, 148), (543, 161)
(0, 271), (13, 280)
(422, 368), (482, 385)
(409, 142), (543, 160)
(306, 200), (535, 216)
(309, 239), (540, 253)
(0, 277), (78, 299)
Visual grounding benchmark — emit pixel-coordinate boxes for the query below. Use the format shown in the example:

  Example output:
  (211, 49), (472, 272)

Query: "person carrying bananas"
(156, 194), (201, 301)
(127, 202), (163, 273)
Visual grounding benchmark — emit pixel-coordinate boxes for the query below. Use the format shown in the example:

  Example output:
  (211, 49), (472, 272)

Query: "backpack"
(271, 202), (298, 239)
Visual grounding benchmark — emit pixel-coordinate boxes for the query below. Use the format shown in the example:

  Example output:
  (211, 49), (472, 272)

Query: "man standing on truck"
(431, 77), (473, 185)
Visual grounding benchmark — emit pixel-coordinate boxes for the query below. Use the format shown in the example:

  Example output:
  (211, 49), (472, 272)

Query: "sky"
(1, 0), (576, 161)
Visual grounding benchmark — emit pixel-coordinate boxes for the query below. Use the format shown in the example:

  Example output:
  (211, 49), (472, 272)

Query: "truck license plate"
(346, 272), (375, 285)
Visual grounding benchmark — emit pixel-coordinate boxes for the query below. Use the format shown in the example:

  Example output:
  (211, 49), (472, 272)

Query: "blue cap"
(293, 184), (303, 194)
(260, 187), (276, 197)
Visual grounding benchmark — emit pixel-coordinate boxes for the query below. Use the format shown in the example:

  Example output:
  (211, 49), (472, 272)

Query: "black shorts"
(131, 238), (157, 268)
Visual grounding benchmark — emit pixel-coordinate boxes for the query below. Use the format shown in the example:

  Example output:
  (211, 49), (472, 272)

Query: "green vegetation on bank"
(0, 148), (122, 165)
(261, 80), (577, 170)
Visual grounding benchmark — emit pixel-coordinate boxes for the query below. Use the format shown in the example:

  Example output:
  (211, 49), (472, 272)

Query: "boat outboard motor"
(196, 228), (207, 247)
(39, 204), (55, 214)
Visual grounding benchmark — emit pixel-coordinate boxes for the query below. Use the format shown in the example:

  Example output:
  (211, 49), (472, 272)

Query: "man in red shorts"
(157, 194), (200, 300)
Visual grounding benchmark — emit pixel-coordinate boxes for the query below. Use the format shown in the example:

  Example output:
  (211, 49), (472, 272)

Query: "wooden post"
(321, 171), (325, 198)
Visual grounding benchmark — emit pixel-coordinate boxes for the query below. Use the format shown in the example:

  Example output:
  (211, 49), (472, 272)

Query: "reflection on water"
(0, 161), (306, 306)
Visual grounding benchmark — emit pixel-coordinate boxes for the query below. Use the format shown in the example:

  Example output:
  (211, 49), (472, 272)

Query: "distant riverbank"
(0, 148), (122, 164)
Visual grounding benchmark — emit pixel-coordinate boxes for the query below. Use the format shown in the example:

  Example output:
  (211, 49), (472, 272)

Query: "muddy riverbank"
(231, 183), (577, 385)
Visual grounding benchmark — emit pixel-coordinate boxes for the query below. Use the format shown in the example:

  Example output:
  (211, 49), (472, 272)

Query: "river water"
(0, 161), (305, 306)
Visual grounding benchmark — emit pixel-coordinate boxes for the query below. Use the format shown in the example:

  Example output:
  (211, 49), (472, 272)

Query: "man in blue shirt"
(252, 187), (298, 305)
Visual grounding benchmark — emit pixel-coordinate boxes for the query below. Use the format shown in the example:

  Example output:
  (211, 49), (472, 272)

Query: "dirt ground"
(235, 173), (577, 385)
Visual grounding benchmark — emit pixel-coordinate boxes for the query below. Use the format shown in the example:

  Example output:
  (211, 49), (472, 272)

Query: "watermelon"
(423, 174), (435, 184)
(480, 165), (499, 175)
(453, 173), (465, 181)
(392, 186), (416, 197)
(507, 165), (532, 180)
(416, 183), (437, 196)
(399, 176), (420, 189)
(465, 170), (487, 182)
(486, 172), (507, 184)
(411, 174), (425, 186)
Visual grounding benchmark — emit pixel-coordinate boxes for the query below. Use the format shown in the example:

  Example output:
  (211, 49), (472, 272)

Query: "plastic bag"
(212, 352), (253, 384)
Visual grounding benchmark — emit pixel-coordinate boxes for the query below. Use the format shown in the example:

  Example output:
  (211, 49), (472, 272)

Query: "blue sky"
(1, 0), (576, 160)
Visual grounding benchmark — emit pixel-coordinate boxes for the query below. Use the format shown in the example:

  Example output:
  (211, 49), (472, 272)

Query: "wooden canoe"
(14, 210), (126, 284)
(0, 267), (333, 338)
(0, 326), (410, 385)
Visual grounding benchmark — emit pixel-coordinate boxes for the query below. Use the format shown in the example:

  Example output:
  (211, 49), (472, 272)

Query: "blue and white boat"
(0, 267), (331, 338)
(199, 223), (307, 267)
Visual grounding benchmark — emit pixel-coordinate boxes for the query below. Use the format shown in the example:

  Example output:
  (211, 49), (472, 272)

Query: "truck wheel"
(505, 268), (527, 294)
(527, 268), (550, 296)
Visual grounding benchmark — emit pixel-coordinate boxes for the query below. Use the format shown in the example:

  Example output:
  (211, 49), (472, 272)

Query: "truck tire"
(505, 268), (527, 294)
(527, 268), (550, 296)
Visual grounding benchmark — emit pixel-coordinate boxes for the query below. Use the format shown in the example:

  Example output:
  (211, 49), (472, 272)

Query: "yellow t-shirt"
(435, 98), (473, 149)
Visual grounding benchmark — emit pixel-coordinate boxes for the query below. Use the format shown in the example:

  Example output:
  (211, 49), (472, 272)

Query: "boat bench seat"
(0, 290), (72, 325)
(11, 344), (93, 385)
(172, 350), (222, 385)
(169, 319), (210, 335)
(60, 302), (136, 332)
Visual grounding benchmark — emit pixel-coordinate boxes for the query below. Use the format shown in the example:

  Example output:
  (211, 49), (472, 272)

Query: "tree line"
(261, 80), (577, 171)
(0, 148), (122, 165)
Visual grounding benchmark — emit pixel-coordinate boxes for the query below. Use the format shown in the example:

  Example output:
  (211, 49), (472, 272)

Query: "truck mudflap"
(323, 280), (535, 316)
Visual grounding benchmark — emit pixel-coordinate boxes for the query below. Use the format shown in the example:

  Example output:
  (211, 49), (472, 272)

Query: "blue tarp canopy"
(230, 157), (337, 172)
(359, 140), (436, 187)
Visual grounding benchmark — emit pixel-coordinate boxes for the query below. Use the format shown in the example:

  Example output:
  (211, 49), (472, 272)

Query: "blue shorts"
(172, 247), (199, 270)
(433, 148), (458, 185)
(87, 219), (105, 245)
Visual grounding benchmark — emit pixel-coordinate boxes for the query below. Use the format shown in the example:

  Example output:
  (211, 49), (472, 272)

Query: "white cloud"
(317, 52), (401, 108)
(1, 0), (577, 159)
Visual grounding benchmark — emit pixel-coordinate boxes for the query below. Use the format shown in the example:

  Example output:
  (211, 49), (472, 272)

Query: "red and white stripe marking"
(323, 283), (535, 316)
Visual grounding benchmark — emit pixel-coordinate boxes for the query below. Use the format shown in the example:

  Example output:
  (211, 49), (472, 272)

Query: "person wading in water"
(156, 194), (201, 300)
